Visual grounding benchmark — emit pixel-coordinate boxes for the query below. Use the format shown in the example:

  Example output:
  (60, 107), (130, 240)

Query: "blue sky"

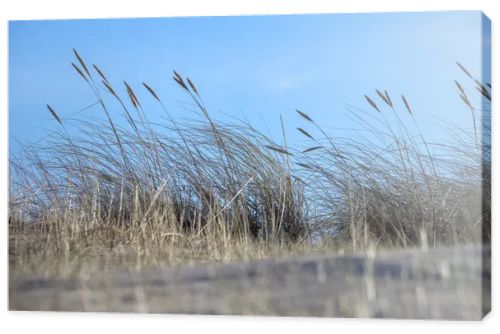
(9, 11), (490, 151)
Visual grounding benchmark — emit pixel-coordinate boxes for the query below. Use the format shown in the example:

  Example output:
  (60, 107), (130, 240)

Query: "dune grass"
(8, 51), (491, 278)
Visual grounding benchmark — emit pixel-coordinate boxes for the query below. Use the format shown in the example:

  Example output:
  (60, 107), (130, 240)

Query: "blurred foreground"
(10, 244), (490, 320)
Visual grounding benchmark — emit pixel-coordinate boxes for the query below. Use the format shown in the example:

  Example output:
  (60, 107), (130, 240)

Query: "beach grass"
(8, 52), (490, 279)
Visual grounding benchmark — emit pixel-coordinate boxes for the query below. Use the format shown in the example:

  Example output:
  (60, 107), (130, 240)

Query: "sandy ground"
(9, 244), (490, 320)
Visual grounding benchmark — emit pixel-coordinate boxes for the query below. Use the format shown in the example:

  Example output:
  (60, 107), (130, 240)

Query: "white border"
(1, 1), (498, 333)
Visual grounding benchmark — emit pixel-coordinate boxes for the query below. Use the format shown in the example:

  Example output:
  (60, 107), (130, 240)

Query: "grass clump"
(8, 51), (490, 277)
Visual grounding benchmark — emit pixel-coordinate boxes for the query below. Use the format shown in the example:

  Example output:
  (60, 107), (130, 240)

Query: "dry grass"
(8, 51), (491, 279)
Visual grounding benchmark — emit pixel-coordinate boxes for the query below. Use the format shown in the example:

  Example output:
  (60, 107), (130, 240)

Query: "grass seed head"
(46, 104), (62, 125)
(142, 82), (160, 101)
(266, 145), (293, 156)
(364, 95), (381, 112)
(297, 127), (314, 140)
(73, 48), (91, 78)
(295, 109), (313, 122)
(93, 64), (109, 84)
(456, 61), (473, 79)
(71, 63), (89, 82)
(302, 146), (323, 153)
(401, 95), (413, 114)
